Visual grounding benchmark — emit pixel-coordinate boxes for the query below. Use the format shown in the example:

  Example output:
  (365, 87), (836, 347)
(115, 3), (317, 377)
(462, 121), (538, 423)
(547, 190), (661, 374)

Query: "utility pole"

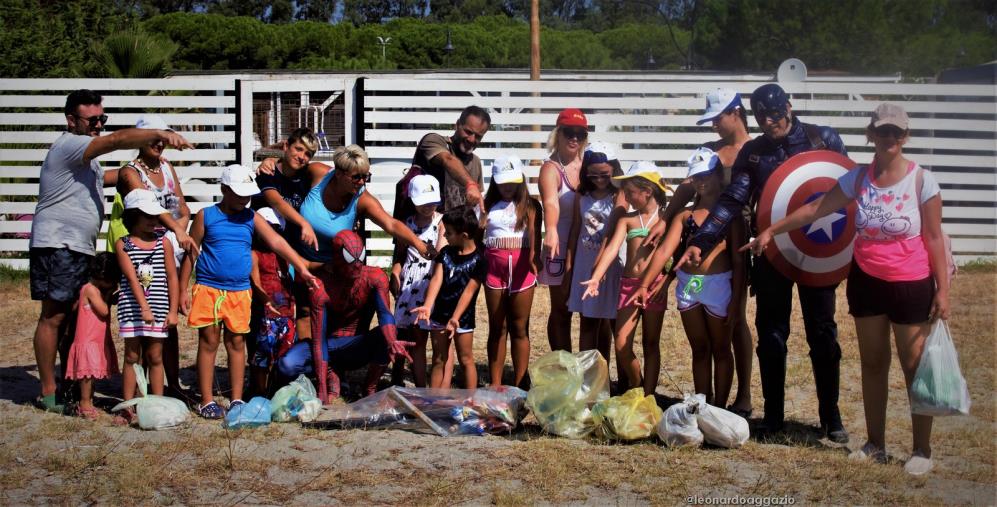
(530, 0), (540, 81)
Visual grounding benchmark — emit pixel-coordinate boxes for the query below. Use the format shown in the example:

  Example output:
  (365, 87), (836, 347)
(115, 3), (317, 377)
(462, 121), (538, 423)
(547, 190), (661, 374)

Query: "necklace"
(135, 157), (162, 175)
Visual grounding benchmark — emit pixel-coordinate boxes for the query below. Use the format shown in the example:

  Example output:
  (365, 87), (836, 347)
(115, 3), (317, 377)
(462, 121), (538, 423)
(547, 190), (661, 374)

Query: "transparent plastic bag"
(224, 396), (271, 429)
(302, 386), (529, 436)
(657, 395), (704, 447)
(910, 320), (971, 416)
(111, 364), (190, 430)
(592, 387), (663, 440)
(690, 394), (749, 448)
(526, 350), (610, 439)
(271, 374), (319, 422)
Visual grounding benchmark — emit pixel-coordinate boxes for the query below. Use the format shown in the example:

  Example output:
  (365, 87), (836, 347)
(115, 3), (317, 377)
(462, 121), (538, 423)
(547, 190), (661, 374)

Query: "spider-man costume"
(276, 230), (413, 402)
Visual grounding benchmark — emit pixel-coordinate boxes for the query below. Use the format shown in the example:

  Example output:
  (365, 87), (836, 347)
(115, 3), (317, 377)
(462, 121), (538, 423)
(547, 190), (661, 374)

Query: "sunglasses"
(343, 172), (371, 183)
(561, 127), (588, 141)
(872, 125), (906, 139)
(587, 173), (612, 181)
(72, 113), (108, 127)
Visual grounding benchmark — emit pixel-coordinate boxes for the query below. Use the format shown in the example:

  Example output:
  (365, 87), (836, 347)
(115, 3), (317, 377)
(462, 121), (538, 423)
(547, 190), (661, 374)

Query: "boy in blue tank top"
(180, 164), (317, 419)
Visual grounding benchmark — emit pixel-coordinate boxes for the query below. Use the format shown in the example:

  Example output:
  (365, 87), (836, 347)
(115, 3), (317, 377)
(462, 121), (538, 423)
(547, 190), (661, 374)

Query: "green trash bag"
(910, 320), (971, 416)
(526, 349), (609, 438)
(592, 387), (663, 440)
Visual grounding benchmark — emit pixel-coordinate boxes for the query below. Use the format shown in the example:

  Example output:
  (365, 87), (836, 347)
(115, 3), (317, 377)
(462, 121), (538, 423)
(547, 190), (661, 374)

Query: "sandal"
(113, 408), (137, 426)
(727, 405), (752, 419)
(228, 399), (245, 410)
(34, 395), (65, 414)
(76, 405), (101, 421)
(197, 401), (225, 419)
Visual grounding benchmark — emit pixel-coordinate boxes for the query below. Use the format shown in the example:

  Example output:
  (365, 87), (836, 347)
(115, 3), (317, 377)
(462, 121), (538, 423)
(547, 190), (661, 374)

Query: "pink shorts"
(618, 275), (666, 312)
(484, 247), (537, 293)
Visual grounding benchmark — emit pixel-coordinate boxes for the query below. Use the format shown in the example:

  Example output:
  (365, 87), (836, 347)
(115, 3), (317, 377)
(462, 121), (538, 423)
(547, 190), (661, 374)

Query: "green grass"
(0, 264), (29, 283)
(959, 258), (997, 274)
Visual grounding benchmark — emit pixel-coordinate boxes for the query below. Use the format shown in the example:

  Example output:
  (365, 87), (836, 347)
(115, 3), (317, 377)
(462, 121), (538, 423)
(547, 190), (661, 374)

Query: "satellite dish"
(778, 58), (807, 83)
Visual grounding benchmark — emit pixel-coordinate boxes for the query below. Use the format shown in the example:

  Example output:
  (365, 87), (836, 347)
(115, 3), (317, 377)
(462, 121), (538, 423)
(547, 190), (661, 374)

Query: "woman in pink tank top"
(746, 104), (949, 476)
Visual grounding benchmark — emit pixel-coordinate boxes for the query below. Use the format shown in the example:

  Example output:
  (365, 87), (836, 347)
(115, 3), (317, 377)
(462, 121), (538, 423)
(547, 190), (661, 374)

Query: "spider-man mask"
(331, 230), (366, 279)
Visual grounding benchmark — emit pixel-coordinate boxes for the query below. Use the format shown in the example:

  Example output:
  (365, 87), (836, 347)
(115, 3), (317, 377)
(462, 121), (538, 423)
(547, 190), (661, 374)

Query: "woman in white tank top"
(538, 108), (588, 352)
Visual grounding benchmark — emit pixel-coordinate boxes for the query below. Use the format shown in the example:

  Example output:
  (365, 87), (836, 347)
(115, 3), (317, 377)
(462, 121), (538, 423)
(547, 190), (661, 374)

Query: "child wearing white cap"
(481, 154), (542, 388)
(389, 174), (450, 388)
(112, 188), (179, 424)
(628, 147), (746, 409)
(581, 160), (671, 396)
(179, 165), (318, 419)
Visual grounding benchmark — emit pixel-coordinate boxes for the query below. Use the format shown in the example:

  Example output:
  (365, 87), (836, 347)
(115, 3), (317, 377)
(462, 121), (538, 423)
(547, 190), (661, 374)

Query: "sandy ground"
(0, 268), (994, 505)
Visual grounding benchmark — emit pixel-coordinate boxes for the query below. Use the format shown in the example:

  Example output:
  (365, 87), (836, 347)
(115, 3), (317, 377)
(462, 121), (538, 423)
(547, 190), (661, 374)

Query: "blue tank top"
(299, 170), (364, 262)
(196, 204), (255, 290)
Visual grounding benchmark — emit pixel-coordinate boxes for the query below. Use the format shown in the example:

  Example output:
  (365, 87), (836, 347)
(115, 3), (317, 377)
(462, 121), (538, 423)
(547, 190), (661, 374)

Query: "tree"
(91, 29), (179, 78)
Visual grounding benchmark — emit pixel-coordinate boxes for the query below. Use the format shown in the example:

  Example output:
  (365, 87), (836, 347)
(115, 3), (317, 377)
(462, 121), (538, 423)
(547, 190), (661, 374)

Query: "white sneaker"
(904, 455), (933, 476)
(848, 442), (886, 464)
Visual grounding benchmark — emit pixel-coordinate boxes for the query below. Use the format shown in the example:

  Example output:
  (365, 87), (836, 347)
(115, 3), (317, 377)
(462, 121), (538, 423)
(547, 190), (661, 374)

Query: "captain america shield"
(756, 151), (859, 286)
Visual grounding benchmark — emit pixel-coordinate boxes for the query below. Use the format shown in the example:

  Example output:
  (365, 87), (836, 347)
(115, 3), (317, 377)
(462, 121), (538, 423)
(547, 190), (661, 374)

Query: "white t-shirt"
(30, 132), (104, 255)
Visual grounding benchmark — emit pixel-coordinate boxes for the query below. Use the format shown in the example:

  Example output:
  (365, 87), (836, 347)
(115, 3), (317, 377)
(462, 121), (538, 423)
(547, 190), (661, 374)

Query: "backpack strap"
(804, 124), (827, 150)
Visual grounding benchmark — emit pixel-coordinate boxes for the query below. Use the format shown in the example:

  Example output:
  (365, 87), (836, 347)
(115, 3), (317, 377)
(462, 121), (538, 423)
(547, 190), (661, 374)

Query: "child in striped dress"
(114, 189), (178, 422)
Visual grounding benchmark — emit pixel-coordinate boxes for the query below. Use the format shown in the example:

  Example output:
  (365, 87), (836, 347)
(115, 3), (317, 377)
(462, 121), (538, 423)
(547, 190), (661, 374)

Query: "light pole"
(443, 29), (454, 68)
(376, 36), (392, 63)
(646, 49), (655, 70)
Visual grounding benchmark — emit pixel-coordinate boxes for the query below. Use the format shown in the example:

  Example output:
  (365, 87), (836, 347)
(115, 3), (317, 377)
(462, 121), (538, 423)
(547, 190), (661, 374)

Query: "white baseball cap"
(135, 114), (173, 131)
(220, 164), (261, 196)
(696, 88), (744, 125)
(256, 207), (286, 230)
(490, 154), (525, 185)
(408, 174), (441, 206)
(687, 147), (720, 178)
(584, 141), (619, 163)
(123, 188), (168, 216)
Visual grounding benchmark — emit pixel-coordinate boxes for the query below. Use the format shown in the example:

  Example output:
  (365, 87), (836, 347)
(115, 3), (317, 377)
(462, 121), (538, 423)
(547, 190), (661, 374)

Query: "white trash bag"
(111, 364), (191, 430)
(910, 320), (971, 416)
(688, 394), (749, 448)
(657, 395), (704, 447)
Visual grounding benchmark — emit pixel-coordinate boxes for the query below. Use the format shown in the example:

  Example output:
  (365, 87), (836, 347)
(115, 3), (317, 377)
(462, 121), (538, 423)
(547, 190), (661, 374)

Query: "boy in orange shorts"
(180, 164), (316, 419)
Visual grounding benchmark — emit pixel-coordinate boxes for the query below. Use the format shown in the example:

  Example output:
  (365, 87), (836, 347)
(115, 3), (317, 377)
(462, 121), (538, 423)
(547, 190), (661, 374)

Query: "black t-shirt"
(430, 245), (487, 330)
(252, 164), (311, 242)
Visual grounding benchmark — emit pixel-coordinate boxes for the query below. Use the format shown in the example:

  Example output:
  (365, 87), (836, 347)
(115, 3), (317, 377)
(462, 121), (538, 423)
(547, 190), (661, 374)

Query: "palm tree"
(91, 29), (178, 78)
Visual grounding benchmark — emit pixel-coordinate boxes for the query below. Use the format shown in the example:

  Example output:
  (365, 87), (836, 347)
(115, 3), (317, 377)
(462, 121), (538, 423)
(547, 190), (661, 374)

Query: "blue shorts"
(252, 315), (295, 368)
(30, 248), (90, 303)
(276, 327), (390, 378)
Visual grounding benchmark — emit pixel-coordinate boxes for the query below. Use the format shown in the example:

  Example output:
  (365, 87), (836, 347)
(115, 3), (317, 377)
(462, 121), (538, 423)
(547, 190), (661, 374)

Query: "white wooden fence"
(1, 75), (994, 268)
(362, 77), (997, 265)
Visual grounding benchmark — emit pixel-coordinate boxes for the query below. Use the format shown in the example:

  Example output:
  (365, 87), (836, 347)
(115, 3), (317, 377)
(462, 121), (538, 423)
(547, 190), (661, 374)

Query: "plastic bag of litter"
(271, 374), (319, 422)
(657, 395), (704, 447)
(111, 364), (190, 430)
(224, 396), (271, 429)
(592, 387), (663, 440)
(526, 350), (610, 439)
(302, 386), (529, 436)
(689, 394), (749, 448)
(910, 320), (971, 416)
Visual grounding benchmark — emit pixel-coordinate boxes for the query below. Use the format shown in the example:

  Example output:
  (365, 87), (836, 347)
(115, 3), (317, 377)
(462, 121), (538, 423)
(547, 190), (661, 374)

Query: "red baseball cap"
(556, 108), (588, 127)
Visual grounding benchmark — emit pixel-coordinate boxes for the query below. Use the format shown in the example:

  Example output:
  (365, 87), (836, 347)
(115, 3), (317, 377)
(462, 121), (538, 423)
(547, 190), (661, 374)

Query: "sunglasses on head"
(561, 127), (588, 141)
(872, 125), (906, 139)
(73, 113), (108, 127)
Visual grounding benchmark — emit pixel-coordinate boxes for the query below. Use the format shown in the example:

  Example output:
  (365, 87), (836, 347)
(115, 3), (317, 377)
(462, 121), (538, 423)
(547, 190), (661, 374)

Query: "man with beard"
(30, 89), (192, 413)
(394, 105), (490, 220)
(675, 84), (850, 443)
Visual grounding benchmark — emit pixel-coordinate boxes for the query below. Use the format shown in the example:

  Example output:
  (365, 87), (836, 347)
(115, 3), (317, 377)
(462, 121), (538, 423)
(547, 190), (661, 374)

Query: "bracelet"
(465, 181), (479, 190)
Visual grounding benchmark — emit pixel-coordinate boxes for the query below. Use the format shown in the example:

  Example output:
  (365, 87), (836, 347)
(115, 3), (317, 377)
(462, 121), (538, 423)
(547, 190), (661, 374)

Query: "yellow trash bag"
(592, 387), (663, 440)
(526, 350), (610, 439)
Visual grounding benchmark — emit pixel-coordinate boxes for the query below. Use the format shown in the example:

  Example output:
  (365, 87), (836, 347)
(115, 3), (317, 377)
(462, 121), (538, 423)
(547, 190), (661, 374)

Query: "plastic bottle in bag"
(657, 395), (704, 447)
(526, 350), (610, 438)
(591, 387), (663, 440)
(910, 320), (971, 416)
(271, 374), (320, 422)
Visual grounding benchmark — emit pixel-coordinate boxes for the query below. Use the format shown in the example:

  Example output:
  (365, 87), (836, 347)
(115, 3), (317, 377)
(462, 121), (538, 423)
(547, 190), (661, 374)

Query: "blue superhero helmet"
(750, 83), (790, 122)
